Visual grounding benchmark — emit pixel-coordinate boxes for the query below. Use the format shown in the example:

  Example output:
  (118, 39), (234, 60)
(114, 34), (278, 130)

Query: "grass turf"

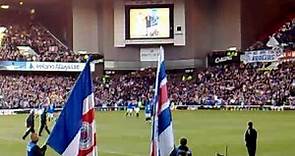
(0, 110), (294, 156)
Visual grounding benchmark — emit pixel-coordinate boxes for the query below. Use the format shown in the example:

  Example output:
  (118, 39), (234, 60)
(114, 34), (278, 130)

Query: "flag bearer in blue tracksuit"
(47, 104), (55, 122)
(27, 133), (47, 156)
(145, 99), (152, 122)
(134, 100), (140, 117)
(125, 100), (134, 116)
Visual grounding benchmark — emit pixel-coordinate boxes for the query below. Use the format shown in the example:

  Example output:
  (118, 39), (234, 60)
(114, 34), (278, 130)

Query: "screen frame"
(125, 4), (174, 40)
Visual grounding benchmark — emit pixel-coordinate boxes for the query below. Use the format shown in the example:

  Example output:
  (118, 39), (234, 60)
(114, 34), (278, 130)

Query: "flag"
(266, 36), (279, 48)
(150, 46), (175, 156)
(47, 58), (97, 156)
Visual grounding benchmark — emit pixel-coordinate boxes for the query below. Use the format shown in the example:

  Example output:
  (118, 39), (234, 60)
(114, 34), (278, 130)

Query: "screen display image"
(129, 8), (170, 39)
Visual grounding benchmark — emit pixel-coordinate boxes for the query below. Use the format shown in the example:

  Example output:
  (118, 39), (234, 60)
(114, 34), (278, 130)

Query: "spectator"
(26, 133), (47, 156)
(174, 137), (192, 156)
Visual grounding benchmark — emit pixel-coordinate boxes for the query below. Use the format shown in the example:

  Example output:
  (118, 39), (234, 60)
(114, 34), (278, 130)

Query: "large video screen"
(126, 5), (173, 39)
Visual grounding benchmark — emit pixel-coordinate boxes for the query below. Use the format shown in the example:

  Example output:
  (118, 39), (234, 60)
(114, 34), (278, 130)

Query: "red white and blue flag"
(47, 58), (97, 156)
(150, 46), (175, 156)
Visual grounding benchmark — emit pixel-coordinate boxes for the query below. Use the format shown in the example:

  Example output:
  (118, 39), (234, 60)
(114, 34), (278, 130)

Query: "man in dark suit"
(38, 110), (50, 136)
(22, 110), (35, 140)
(245, 121), (257, 156)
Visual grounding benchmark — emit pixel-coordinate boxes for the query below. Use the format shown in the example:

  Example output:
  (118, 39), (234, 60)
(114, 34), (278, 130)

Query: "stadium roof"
(0, 0), (70, 15)
(0, 0), (69, 11)
(0, 0), (61, 5)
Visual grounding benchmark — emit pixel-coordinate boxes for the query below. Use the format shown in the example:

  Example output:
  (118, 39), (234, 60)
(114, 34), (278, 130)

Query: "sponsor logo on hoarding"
(215, 56), (233, 64)
(0, 61), (95, 72)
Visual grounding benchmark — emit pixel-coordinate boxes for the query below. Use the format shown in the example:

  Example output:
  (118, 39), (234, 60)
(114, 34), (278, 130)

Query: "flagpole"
(41, 56), (93, 147)
(154, 46), (162, 112)
(150, 46), (163, 156)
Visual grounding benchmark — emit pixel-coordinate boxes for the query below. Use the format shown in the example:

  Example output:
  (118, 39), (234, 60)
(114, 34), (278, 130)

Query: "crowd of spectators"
(193, 62), (294, 106)
(94, 61), (295, 108)
(0, 73), (76, 109)
(0, 60), (294, 109)
(0, 23), (83, 62)
(94, 69), (155, 107)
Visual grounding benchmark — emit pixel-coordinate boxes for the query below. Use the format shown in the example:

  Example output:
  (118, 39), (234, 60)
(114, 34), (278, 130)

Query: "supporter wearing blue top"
(27, 133), (47, 156)
(134, 101), (140, 117)
(175, 137), (192, 156)
(145, 101), (151, 114)
(151, 96), (157, 115)
(125, 100), (134, 117)
(47, 104), (55, 122)
(127, 101), (134, 109)
(145, 100), (152, 121)
(48, 104), (54, 114)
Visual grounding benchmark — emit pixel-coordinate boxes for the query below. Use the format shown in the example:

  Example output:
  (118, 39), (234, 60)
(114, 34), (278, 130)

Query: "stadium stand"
(0, 73), (76, 109)
(0, 60), (294, 109)
(0, 14), (96, 109)
(0, 21), (83, 62)
(96, 61), (294, 107)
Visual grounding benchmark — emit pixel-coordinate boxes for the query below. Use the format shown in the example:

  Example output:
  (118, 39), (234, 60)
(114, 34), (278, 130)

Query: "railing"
(38, 24), (74, 54)
(1, 105), (294, 115)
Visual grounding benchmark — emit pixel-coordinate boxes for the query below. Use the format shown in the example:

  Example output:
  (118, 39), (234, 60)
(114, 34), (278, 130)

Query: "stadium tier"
(96, 61), (295, 108)
(0, 60), (294, 109)
(0, 73), (76, 109)
(0, 16), (84, 62)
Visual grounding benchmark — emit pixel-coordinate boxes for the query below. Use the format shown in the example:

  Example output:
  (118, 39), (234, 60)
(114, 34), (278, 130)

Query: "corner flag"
(150, 46), (175, 156)
(47, 58), (97, 156)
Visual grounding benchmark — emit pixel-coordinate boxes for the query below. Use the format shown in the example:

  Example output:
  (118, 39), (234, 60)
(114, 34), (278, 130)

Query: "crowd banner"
(241, 48), (283, 63)
(0, 61), (95, 72)
(279, 51), (295, 59)
(1, 105), (295, 115)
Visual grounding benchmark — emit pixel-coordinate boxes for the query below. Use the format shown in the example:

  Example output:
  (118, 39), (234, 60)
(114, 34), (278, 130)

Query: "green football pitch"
(0, 110), (294, 156)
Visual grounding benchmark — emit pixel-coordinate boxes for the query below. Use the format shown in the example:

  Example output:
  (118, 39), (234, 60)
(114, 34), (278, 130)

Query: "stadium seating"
(0, 60), (294, 109)
(0, 23), (83, 62)
(94, 61), (294, 107)
(0, 73), (76, 109)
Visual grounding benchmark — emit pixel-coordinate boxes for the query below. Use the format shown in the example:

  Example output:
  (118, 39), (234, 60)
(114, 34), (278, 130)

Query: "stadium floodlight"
(30, 9), (35, 14)
(0, 5), (9, 9)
